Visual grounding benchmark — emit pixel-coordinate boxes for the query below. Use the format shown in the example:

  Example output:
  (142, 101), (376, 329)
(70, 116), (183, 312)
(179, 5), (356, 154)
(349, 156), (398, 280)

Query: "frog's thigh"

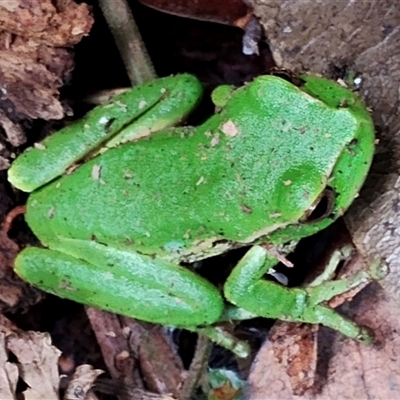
(15, 243), (224, 327)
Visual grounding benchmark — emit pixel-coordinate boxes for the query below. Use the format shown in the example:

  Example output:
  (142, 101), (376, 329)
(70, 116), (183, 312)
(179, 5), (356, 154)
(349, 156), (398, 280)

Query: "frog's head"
(259, 72), (376, 245)
(268, 121), (374, 245)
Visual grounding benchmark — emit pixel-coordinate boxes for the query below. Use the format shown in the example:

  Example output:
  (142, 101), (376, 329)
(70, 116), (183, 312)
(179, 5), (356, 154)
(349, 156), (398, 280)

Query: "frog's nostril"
(300, 188), (336, 223)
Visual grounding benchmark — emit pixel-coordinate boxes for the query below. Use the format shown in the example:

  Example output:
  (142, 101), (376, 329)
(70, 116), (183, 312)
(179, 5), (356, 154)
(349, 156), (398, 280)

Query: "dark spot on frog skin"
(104, 118), (116, 133)
(59, 279), (76, 291)
(346, 148), (356, 156)
(345, 139), (359, 155)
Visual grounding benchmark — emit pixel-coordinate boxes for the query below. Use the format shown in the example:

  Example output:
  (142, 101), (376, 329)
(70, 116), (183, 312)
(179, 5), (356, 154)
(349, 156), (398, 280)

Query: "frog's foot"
(223, 246), (376, 344)
(367, 259), (389, 281)
(307, 244), (388, 288)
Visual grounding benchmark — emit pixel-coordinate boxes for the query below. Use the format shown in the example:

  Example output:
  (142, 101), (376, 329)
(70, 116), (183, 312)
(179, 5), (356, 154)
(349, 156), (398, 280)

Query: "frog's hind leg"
(223, 245), (374, 343)
(14, 239), (224, 328)
(8, 74), (202, 193)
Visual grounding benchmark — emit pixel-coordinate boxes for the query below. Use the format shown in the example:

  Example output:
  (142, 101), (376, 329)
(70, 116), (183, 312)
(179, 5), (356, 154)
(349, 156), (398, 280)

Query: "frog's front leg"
(15, 239), (224, 327)
(224, 246), (377, 344)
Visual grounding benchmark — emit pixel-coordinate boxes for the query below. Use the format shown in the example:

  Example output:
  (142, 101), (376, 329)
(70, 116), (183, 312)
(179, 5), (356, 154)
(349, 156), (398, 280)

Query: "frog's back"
(27, 76), (366, 260)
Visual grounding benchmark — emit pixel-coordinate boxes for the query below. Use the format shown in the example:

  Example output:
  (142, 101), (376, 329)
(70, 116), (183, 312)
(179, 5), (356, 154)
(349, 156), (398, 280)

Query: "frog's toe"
(368, 260), (389, 281)
(356, 326), (374, 345)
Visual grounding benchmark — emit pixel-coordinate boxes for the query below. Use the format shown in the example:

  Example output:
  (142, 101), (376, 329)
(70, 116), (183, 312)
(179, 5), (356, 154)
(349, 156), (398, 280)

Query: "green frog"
(8, 73), (378, 355)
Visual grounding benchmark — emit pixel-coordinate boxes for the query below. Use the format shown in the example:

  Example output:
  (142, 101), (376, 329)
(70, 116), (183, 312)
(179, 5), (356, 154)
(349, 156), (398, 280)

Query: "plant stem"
(179, 335), (212, 400)
(99, 0), (157, 85)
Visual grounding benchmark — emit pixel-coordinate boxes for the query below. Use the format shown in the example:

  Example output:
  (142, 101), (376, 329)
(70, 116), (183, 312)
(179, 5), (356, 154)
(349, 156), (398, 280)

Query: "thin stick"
(179, 335), (212, 400)
(98, 0), (156, 85)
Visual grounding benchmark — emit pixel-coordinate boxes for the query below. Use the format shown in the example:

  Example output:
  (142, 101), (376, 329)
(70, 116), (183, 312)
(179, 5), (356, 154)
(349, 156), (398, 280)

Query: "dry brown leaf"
(64, 364), (104, 400)
(138, 0), (250, 27)
(0, 332), (18, 400)
(7, 331), (61, 400)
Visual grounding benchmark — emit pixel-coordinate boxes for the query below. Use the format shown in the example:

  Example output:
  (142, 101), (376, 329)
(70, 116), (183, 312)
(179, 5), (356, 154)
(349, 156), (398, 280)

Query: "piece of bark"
(0, 0), (93, 47)
(133, 321), (184, 397)
(0, 0), (93, 154)
(269, 322), (318, 396)
(85, 307), (143, 393)
(0, 32), (73, 121)
(86, 308), (184, 399)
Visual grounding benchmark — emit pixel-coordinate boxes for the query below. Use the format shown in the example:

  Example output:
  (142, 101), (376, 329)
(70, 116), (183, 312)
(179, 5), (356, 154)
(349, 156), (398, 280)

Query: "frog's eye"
(300, 188), (336, 223)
